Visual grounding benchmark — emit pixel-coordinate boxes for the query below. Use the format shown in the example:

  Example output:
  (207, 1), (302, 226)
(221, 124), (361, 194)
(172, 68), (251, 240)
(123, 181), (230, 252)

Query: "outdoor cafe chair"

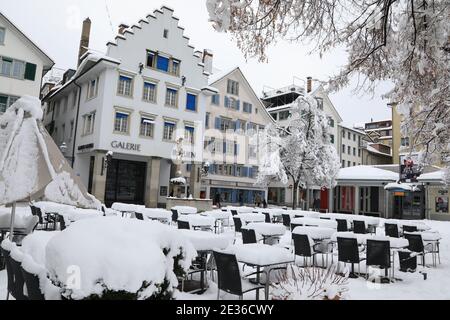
(213, 251), (265, 300)
(385, 223), (400, 238)
(263, 212), (271, 223)
(336, 219), (348, 232)
(171, 209), (179, 224)
(353, 220), (368, 234)
(282, 214), (291, 229)
(2, 247), (28, 300)
(134, 212), (145, 221)
(366, 240), (393, 282)
(403, 225), (418, 233)
(292, 233), (322, 267)
(231, 210), (238, 216)
(177, 220), (190, 230)
(242, 228), (258, 245)
(22, 267), (45, 300)
(404, 233), (434, 267)
(337, 237), (366, 278)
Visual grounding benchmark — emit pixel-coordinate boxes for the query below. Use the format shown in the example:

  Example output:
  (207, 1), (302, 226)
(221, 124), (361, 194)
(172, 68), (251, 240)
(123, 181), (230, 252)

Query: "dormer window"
(163, 29), (169, 38)
(0, 27), (5, 45)
(227, 79), (239, 96)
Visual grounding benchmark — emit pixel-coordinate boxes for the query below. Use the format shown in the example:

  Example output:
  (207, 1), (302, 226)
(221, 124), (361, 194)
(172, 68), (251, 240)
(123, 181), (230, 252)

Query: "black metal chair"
(22, 268), (45, 300)
(177, 220), (190, 230)
(282, 214), (291, 229)
(366, 240), (392, 282)
(385, 223), (399, 238)
(134, 212), (144, 221)
(404, 233), (433, 267)
(4, 249), (28, 300)
(171, 209), (178, 223)
(213, 251), (265, 300)
(336, 219), (348, 232)
(293, 233), (320, 267)
(241, 228), (258, 244)
(402, 225), (418, 233)
(337, 237), (366, 278)
(290, 223), (302, 232)
(30, 206), (46, 230)
(263, 212), (271, 223)
(353, 220), (367, 234)
(231, 210), (238, 216)
(56, 214), (66, 231)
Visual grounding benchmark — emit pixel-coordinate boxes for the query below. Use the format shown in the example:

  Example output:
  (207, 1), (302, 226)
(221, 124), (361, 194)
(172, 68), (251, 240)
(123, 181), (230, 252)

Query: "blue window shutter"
(235, 120), (240, 131)
(243, 167), (248, 177)
(223, 141), (227, 154)
(157, 56), (169, 72)
(236, 100), (240, 111)
(224, 96), (229, 108)
(215, 118), (221, 129)
(186, 93), (197, 111)
(234, 143), (239, 156)
(248, 167), (253, 178)
(249, 104), (252, 113)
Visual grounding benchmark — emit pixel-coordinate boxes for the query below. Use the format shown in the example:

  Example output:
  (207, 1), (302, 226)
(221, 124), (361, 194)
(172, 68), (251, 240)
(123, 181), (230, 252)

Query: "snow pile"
(177, 229), (230, 251)
(170, 177), (187, 185)
(45, 217), (196, 300)
(230, 243), (293, 266)
(60, 207), (103, 225)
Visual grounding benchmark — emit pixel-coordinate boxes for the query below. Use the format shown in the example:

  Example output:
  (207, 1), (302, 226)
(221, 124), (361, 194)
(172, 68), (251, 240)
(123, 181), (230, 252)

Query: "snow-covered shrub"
(271, 265), (349, 300)
(45, 217), (196, 300)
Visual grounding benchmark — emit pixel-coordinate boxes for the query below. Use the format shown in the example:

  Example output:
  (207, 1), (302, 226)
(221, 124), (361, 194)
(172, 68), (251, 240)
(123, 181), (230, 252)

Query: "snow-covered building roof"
(417, 170), (446, 183)
(337, 165), (399, 182)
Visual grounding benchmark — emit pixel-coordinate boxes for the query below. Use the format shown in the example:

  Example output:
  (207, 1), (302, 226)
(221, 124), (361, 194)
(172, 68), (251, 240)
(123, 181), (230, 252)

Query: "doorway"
(105, 159), (147, 207)
(393, 190), (425, 220)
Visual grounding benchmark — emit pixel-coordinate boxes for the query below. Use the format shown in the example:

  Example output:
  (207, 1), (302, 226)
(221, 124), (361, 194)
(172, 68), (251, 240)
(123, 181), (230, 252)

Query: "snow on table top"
(34, 201), (75, 214)
(325, 213), (380, 226)
(290, 210), (321, 219)
(172, 206), (198, 214)
(232, 244), (294, 266)
(244, 223), (286, 236)
(45, 217), (196, 300)
(236, 213), (266, 223)
(62, 208), (103, 223)
(201, 210), (230, 220)
(331, 232), (409, 248)
(178, 229), (230, 251)
(111, 202), (144, 212)
(292, 226), (336, 240)
(291, 217), (337, 229)
(136, 208), (172, 220)
(178, 214), (215, 227)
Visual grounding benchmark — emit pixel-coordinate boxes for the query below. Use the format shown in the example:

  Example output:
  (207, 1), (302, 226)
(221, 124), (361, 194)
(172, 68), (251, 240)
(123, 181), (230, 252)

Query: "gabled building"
(202, 67), (275, 205)
(42, 6), (215, 208)
(0, 11), (54, 113)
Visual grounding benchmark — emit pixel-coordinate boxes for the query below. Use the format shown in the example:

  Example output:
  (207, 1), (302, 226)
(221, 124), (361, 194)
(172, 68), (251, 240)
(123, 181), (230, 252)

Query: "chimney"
(78, 18), (91, 67)
(307, 77), (312, 93)
(202, 49), (214, 74)
(118, 23), (129, 35)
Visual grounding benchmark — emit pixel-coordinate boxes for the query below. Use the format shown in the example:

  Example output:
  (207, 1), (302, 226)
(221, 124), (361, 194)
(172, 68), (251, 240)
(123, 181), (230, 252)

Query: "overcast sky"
(2, 0), (392, 125)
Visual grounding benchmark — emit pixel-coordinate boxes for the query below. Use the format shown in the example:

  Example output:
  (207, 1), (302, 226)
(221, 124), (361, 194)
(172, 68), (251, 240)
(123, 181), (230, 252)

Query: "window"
(205, 112), (210, 129)
(219, 118), (234, 131)
(54, 101), (60, 117)
(83, 113), (95, 135)
(353, 148), (356, 156)
(0, 28), (5, 45)
(328, 117), (335, 127)
(114, 112), (129, 133)
(157, 56), (169, 72)
(347, 146), (351, 154)
(271, 113), (277, 120)
(347, 161), (351, 167)
(146, 51), (155, 68)
(0, 94), (19, 113)
(401, 137), (410, 147)
(246, 122), (257, 133)
(225, 140), (234, 155)
(342, 130), (345, 138)
(72, 91), (77, 108)
(348, 132), (351, 139)
(186, 93), (197, 111)
(225, 96), (240, 110)
(0, 57), (24, 79)
(117, 75), (133, 96)
(211, 94), (220, 105)
(87, 78), (98, 99)
(353, 162), (356, 166)
(353, 134), (356, 141)
(165, 88), (178, 107)
(227, 79), (239, 95)
(69, 120), (74, 140)
(163, 29), (169, 38)
(243, 102), (252, 113)
(140, 117), (155, 138)
(249, 145), (257, 158)
(143, 82), (157, 103)
(330, 134), (335, 144)
(185, 126), (195, 144)
(279, 111), (290, 120)
(342, 144), (345, 154)
(160, 186), (168, 197)
(63, 97), (68, 113)
(358, 149), (361, 157)
(171, 60), (180, 76)
(316, 98), (324, 110)
(163, 122), (176, 140)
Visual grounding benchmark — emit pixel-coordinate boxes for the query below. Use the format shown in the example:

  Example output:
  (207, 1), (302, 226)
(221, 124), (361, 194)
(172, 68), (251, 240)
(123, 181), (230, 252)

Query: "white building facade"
(43, 6), (214, 208)
(0, 12), (54, 113)
(338, 124), (365, 168)
(201, 67), (274, 206)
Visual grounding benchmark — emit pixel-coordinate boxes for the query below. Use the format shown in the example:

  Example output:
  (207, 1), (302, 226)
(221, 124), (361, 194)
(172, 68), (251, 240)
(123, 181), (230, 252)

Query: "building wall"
(339, 126), (364, 168)
(0, 16), (47, 103)
(391, 105), (402, 164)
(427, 185), (450, 221)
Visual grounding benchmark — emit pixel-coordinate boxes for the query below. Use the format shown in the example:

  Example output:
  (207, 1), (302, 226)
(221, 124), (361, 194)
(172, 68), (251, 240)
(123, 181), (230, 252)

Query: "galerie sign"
(111, 141), (141, 152)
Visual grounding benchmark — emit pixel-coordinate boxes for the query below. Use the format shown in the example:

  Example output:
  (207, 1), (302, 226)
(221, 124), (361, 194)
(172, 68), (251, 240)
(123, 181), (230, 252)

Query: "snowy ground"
(1, 219), (449, 300)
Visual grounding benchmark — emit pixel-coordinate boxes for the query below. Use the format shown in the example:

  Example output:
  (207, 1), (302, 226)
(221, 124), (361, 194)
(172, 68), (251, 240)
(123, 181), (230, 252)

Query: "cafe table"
(244, 223), (286, 244)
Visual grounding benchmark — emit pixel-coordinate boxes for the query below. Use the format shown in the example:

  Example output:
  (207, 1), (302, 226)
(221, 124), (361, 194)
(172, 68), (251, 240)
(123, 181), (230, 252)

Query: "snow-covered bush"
(45, 217), (197, 300)
(271, 265), (349, 300)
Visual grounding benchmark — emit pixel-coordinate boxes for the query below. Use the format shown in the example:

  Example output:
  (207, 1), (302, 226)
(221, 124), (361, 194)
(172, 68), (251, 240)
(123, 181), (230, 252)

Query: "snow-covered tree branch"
(254, 95), (341, 209)
(206, 0), (450, 178)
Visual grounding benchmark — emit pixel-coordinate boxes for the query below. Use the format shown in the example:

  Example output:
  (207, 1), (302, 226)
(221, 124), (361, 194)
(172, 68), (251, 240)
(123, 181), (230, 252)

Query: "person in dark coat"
(239, 193), (244, 207)
(262, 199), (268, 209)
(214, 193), (222, 208)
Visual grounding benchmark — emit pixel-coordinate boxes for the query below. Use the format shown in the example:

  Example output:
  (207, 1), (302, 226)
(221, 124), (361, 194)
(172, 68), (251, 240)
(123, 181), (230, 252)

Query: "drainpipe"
(72, 80), (82, 168)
